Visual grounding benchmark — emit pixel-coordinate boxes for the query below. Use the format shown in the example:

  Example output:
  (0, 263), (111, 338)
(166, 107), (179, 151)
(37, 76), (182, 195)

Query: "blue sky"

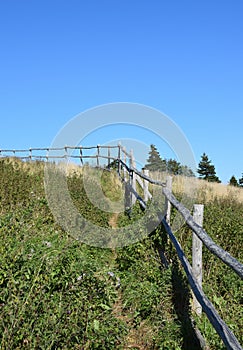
(0, 0), (242, 183)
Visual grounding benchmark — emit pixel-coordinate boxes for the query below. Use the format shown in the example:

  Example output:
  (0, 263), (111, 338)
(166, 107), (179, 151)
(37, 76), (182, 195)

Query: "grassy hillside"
(0, 158), (242, 349)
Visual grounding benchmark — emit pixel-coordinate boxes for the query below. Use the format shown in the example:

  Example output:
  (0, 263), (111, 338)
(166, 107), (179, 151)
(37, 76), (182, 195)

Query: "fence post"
(123, 146), (127, 181)
(144, 169), (149, 202)
(80, 147), (83, 165)
(165, 176), (172, 225)
(64, 145), (68, 161)
(118, 142), (121, 175)
(192, 204), (204, 316)
(130, 149), (136, 206)
(97, 144), (100, 167)
(107, 146), (111, 168)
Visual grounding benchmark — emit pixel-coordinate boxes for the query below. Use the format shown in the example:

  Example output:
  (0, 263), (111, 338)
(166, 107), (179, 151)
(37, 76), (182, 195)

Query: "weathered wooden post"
(144, 169), (150, 202)
(165, 176), (172, 225)
(79, 147), (83, 165)
(29, 148), (32, 161)
(118, 142), (121, 176)
(97, 144), (100, 167)
(192, 204), (204, 316)
(107, 146), (111, 168)
(123, 146), (127, 181)
(130, 149), (136, 206)
(65, 145), (69, 161)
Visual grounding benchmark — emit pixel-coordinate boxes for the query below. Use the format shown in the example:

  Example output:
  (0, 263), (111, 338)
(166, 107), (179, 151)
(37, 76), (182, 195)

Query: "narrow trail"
(112, 288), (152, 350)
(108, 214), (152, 349)
(109, 212), (119, 229)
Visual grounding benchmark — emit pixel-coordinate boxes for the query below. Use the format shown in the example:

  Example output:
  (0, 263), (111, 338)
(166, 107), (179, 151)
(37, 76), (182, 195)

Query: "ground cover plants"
(170, 187), (243, 349)
(0, 158), (242, 349)
(0, 159), (127, 349)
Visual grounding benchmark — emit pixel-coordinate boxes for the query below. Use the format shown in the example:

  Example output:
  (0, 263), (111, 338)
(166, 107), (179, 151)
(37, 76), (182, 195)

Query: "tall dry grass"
(150, 171), (243, 204)
(2, 158), (243, 205)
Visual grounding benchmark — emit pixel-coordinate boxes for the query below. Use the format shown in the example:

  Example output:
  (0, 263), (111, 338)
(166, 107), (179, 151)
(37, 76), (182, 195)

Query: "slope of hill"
(0, 158), (242, 349)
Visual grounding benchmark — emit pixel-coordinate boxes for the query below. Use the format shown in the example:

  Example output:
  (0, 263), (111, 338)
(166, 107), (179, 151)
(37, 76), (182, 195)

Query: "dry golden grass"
(0, 157), (44, 175)
(150, 171), (243, 204)
(62, 161), (84, 176)
(194, 177), (243, 204)
(1, 157), (84, 175)
(2, 158), (243, 204)
(173, 175), (243, 204)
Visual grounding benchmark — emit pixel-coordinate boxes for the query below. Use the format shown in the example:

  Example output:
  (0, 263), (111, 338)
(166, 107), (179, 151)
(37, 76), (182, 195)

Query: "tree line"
(144, 144), (243, 186)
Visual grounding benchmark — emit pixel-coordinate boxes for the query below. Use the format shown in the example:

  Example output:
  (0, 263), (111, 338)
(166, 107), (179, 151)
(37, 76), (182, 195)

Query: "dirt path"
(108, 214), (152, 349)
(109, 248), (152, 349)
(109, 212), (119, 228)
(112, 290), (152, 350)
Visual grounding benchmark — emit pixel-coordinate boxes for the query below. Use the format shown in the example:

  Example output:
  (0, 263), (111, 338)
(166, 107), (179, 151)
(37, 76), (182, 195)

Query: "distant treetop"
(144, 144), (194, 176)
(197, 153), (221, 183)
(144, 144), (166, 172)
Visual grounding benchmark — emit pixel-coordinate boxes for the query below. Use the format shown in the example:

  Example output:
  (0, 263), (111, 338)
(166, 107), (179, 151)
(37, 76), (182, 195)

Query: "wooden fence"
(117, 145), (243, 350)
(0, 145), (120, 166)
(1, 144), (243, 349)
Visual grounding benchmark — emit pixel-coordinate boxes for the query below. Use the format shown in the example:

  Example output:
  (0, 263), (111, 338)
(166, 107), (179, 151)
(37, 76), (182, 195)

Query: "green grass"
(0, 158), (242, 349)
(171, 190), (243, 349)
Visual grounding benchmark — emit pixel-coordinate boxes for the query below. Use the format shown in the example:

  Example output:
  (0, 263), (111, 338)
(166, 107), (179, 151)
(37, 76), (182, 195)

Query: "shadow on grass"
(171, 258), (203, 350)
(152, 224), (204, 350)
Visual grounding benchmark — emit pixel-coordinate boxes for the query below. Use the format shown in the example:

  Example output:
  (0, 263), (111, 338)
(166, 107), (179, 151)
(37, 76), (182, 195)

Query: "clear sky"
(0, 0), (242, 183)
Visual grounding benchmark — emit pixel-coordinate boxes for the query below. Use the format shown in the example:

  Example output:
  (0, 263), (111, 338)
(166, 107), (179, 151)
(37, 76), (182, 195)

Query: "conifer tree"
(167, 158), (181, 175)
(229, 175), (238, 187)
(144, 144), (166, 171)
(239, 174), (243, 187)
(197, 153), (221, 182)
(179, 165), (195, 177)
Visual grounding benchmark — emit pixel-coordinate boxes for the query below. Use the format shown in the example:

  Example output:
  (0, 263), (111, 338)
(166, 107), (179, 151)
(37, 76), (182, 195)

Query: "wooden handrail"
(117, 155), (243, 349)
(162, 217), (243, 350)
(1, 143), (242, 349)
(162, 187), (243, 279)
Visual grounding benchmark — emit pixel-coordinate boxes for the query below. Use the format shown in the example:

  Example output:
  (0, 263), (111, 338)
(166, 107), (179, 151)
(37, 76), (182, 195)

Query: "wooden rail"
(0, 145), (120, 167)
(117, 157), (243, 350)
(162, 216), (242, 350)
(115, 145), (243, 350)
(1, 144), (242, 349)
(162, 187), (243, 279)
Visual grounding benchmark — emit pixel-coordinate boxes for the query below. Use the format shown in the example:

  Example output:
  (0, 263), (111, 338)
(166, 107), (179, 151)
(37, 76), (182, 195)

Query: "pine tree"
(239, 174), (243, 187)
(167, 158), (181, 175)
(197, 153), (221, 182)
(179, 165), (195, 177)
(229, 175), (238, 187)
(144, 144), (166, 171)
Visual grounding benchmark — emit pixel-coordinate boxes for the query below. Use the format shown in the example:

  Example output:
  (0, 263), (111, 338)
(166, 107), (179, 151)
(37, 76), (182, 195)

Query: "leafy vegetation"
(0, 158), (242, 349)
(172, 188), (243, 349)
(0, 159), (127, 349)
